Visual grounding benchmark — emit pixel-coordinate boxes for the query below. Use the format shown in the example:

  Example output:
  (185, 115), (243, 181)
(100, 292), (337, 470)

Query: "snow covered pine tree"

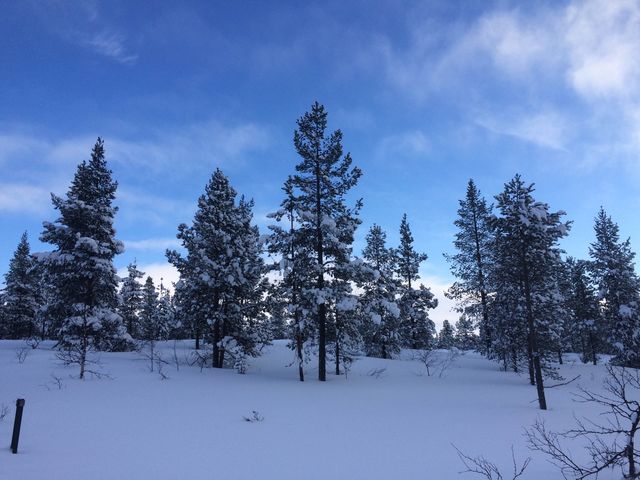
(288, 102), (362, 381)
(491, 175), (570, 410)
(395, 214), (437, 350)
(38, 138), (132, 379)
(167, 169), (268, 372)
(118, 261), (145, 339)
(590, 208), (640, 367)
(446, 179), (493, 354)
(1, 232), (40, 340)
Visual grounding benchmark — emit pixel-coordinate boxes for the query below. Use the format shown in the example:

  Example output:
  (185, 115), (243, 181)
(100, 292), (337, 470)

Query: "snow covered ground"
(0, 340), (624, 479)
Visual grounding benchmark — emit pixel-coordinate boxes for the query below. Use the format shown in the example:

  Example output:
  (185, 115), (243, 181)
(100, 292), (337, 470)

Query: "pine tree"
(267, 178), (316, 381)
(454, 315), (477, 350)
(156, 279), (177, 340)
(289, 102), (362, 381)
(167, 169), (268, 370)
(446, 179), (494, 353)
(37, 139), (132, 378)
(139, 276), (163, 371)
(438, 320), (455, 349)
(565, 257), (601, 365)
(2, 232), (40, 339)
(395, 214), (437, 350)
(119, 261), (145, 338)
(589, 208), (640, 366)
(491, 175), (571, 410)
(359, 225), (401, 358)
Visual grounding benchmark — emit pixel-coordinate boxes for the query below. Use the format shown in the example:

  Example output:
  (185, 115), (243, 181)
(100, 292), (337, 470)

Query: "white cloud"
(117, 262), (180, 291)
(0, 118), (270, 216)
(123, 238), (181, 252)
(0, 184), (52, 214)
(565, 0), (640, 100)
(475, 110), (570, 150)
(84, 31), (138, 65)
(380, 130), (430, 157)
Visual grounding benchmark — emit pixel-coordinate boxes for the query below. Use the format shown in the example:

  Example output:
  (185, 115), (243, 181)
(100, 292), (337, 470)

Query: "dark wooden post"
(10, 398), (25, 454)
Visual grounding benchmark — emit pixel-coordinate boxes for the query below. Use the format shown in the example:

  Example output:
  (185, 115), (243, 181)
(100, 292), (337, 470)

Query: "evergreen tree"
(2, 232), (40, 339)
(565, 257), (601, 365)
(119, 261), (145, 338)
(445, 179), (494, 353)
(491, 175), (570, 410)
(359, 225), (401, 358)
(589, 208), (640, 366)
(438, 320), (455, 349)
(139, 276), (162, 371)
(267, 178), (317, 381)
(167, 169), (268, 370)
(156, 279), (177, 340)
(38, 138), (132, 378)
(395, 214), (437, 350)
(289, 102), (362, 381)
(454, 315), (477, 350)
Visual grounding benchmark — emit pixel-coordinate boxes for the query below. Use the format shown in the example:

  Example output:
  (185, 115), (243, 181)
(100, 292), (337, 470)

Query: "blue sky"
(2, 0), (640, 326)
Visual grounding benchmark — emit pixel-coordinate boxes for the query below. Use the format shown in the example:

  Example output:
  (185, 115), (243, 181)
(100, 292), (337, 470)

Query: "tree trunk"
(557, 350), (563, 365)
(315, 159), (326, 382)
(296, 326), (304, 382)
(335, 338), (340, 375)
(524, 274), (546, 409)
(527, 335), (535, 385)
(212, 319), (220, 368)
(589, 331), (597, 366)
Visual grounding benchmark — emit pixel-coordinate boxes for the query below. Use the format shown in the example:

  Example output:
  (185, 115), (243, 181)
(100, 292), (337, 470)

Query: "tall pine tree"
(589, 208), (640, 366)
(167, 169), (268, 370)
(395, 214), (437, 350)
(491, 175), (570, 410)
(446, 179), (494, 353)
(38, 138), (132, 378)
(289, 102), (362, 381)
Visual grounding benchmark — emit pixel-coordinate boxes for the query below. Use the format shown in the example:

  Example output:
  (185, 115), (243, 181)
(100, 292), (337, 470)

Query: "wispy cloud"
(475, 110), (571, 151)
(122, 237), (181, 252)
(28, 1), (138, 65)
(379, 130), (431, 158)
(82, 31), (138, 65)
(0, 184), (52, 215)
(0, 118), (271, 216)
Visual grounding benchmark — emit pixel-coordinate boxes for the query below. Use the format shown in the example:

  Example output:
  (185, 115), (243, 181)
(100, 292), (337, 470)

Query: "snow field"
(0, 340), (620, 479)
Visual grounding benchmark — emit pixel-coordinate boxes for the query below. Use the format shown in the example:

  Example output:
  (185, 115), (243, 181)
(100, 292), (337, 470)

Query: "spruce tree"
(119, 261), (145, 338)
(565, 257), (601, 365)
(267, 178), (316, 381)
(38, 138), (132, 378)
(2, 232), (40, 339)
(438, 320), (455, 349)
(156, 279), (177, 339)
(167, 169), (268, 370)
(139, 276), (161, 371)
(589, 208), (640, 366)
(395, 214), (437, 350)
(491, 175), (570, 410)
(289, 102), (362, 381)
(446, 179), (494, 353)
(3, 232), (41, 339)
(360, 225), (401, 358)
(454, 315), (477, 350)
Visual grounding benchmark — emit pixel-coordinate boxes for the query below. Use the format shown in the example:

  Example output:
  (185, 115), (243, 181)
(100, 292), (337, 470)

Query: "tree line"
(1, 102), (639, 409)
